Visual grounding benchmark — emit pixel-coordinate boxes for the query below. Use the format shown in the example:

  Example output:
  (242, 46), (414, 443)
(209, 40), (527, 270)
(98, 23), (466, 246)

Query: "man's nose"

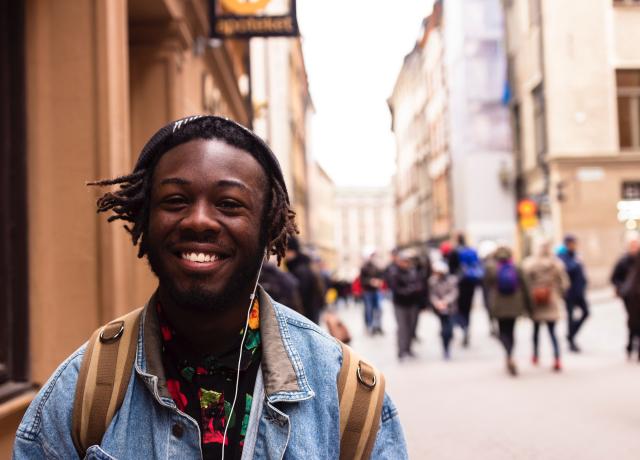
(179, 201), (221, 235)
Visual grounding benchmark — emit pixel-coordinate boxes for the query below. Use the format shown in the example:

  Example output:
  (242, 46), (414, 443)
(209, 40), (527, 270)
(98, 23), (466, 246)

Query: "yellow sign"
(518, 199), (538, 230)
(518, 199), (537, 218)
(221, 0), (271, 15)
(519, 216), (538, 230)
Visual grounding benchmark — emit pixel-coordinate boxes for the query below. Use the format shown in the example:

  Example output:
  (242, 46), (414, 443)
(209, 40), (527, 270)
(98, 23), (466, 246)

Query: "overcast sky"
(296, 0), (435, 187)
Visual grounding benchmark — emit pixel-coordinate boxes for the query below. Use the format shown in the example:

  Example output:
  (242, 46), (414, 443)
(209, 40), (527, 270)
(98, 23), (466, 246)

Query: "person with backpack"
(451, 234), (483, 347)
(429, 261), (459, 360)
(523, 239), (569, 371)
(484, 246), (531, 376)
(13, 116), (407, 459)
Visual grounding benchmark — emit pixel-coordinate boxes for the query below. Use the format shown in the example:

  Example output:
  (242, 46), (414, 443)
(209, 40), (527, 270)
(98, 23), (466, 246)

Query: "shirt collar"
(136, 286), (314, 403)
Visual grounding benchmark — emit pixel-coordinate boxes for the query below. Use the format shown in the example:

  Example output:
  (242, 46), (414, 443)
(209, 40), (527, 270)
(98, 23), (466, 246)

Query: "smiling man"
(13, 116), (407, 459)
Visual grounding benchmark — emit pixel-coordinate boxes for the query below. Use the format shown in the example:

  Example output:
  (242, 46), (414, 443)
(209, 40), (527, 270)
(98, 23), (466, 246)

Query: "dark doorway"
(0, 0), (30, 400)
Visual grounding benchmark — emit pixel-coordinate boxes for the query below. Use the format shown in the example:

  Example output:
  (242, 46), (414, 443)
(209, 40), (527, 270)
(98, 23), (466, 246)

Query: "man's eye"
(162, 196), (187, 206)
(219, 200), (242, 209)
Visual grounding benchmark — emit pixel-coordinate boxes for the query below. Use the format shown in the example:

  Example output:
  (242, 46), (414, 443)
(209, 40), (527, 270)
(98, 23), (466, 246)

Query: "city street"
(334, 289), (640, 459)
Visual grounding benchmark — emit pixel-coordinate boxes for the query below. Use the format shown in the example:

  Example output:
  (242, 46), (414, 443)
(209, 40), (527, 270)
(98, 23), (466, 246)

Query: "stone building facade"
(503, 0), (640, 283)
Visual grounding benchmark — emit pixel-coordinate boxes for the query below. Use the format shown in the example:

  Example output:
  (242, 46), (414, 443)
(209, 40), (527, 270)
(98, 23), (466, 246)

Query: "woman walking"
(485, 246), (530, 376)
(523, 240), (569, 371)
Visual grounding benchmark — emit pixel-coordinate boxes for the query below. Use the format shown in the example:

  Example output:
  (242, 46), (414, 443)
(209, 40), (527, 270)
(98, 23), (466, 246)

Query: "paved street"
(333, 289), (640, 459)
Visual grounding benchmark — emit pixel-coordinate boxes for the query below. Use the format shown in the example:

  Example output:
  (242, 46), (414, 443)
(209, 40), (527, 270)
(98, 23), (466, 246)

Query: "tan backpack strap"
(71, 307), (143, 456)
(337, 341), (386, 460)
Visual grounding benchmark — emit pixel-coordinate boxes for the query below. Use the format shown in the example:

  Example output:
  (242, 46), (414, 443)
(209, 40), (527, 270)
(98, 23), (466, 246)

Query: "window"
(616, 69), (640, 149)
(0, 0), (30, 401)
(622, 181), (640, 200)
(532, 84), (547, 162)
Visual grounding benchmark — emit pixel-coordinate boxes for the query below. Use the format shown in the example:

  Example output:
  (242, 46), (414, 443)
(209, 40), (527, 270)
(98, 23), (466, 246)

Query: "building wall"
(250, 35), (312, 240)
(504, 0), (640, 283)
(335, 187), (395, 281)
(288, 40), (312, 239)
(389, 7), (449, 249)
(390, 0), (514, 249)
(251, 38), (293, 193)
(543, 0), (616, 156)
(0, 0), (251, 454)
(389, 45), (428, 248)
(424, 22), (452, 240)
(444, 0), (516, 246)
(308, 162), (337, 271)
(553, 158), (640, 284)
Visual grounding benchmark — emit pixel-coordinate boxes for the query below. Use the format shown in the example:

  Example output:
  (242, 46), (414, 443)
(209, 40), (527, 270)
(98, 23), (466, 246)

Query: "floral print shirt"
(157, 300), (261, 460)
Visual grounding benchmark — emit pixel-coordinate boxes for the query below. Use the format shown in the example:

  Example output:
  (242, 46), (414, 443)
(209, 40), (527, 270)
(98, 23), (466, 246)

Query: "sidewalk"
(333, 290), (640, 459)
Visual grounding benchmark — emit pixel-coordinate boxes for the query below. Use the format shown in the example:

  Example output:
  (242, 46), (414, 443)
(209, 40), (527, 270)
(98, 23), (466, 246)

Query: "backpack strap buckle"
(356, 361), (377, 390)
(99, 321), (125, 343)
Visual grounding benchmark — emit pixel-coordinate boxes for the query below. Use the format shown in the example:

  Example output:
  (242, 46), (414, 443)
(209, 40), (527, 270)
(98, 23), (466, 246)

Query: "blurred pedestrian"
(285, 237), (325, 324)
(478, 240), (499, 337)
(412, 254), (432, 342)
(387, 251), (425, 360)
(619, 254), (640, 361)
(360, 251), (385, 334)
(558, 234), (589, 352)
(429, 261), (458, 360)
(485, 246), (530, 376)
(523, 239), (569, 371)
(259, 260), (304, 315)
(439, 240), (453, 263)
(611, 234), (640, 358)
(451, 234), (483, 347)
(351, 275), (363, 307)
(335, 280), (352, 308)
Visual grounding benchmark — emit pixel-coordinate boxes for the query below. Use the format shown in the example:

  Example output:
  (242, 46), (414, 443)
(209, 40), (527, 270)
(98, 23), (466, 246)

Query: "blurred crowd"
(264, 231), (640, 378)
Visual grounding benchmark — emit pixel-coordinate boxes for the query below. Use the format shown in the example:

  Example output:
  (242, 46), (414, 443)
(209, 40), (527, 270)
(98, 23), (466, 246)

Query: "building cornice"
(549, 152), (640, 165)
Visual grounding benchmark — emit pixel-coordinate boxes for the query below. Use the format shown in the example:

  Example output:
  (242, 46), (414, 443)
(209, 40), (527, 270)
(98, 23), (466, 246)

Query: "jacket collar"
(135, 286), (314, 403)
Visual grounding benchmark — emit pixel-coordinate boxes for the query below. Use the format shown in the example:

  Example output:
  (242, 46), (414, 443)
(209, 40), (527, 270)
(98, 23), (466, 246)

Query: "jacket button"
(172, 423), (184, 438)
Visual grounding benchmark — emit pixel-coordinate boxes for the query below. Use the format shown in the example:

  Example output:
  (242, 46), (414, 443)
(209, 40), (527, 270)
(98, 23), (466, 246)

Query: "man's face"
(566, 240), (577, 252)
(397, 257), (410, 269)
(146, 138), (267, 312)
(629, 239), (639, 255)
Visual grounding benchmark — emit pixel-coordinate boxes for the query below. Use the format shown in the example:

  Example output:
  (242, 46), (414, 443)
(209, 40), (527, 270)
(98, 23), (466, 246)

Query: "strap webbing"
(337, 341), (385, 460)
(71, 308), (142, 456)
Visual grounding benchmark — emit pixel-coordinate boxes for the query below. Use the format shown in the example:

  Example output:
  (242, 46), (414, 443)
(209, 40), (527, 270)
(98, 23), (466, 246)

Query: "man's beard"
(146, 244), (264, 313)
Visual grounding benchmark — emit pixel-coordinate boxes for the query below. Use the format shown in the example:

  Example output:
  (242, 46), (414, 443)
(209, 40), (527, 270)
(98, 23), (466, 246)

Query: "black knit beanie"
(134, 115), (290, 204)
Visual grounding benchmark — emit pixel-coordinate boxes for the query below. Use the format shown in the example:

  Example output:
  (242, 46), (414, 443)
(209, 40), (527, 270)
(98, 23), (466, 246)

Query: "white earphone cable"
(221, 251), (267, 460)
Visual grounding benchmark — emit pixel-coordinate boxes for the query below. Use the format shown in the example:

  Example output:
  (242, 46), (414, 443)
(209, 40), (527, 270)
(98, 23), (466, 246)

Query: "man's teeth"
(181, 252), (220, 263)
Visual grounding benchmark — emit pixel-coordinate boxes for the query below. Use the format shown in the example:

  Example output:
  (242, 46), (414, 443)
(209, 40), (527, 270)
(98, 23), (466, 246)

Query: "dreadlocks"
(88, 116), (298, 265)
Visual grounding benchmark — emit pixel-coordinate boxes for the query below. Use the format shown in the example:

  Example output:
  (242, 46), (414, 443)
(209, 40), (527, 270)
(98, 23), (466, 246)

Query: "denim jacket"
(13, 287), (407, 459)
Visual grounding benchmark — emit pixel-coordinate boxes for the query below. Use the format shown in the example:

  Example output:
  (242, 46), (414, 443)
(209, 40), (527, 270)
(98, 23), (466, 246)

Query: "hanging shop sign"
(210, 0), (300, 38)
